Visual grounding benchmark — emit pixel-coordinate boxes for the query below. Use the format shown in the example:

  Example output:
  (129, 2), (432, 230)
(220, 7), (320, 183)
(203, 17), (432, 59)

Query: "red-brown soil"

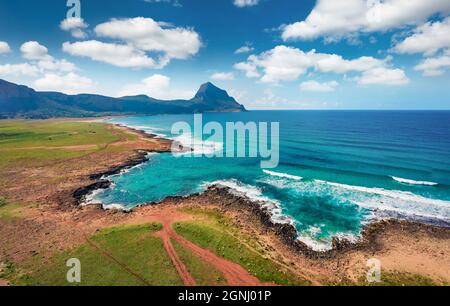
(1, 121), (449, 286)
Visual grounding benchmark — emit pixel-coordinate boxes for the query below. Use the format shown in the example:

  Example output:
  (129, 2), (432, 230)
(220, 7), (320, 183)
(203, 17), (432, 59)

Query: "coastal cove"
(79, 111), (450, 252)
(2, 0), (450, 289)
(1, 118), (449, 286)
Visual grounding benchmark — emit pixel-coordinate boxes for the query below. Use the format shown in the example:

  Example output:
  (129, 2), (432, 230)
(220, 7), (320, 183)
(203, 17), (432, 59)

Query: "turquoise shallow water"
(88, 111), (450, 251)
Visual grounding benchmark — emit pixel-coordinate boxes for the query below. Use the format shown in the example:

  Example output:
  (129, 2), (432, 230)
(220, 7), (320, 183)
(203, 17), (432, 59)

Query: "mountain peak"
(0, 78), (246, 118)
(191, 82), (246, 112)
(194, 82), (235, 102)
(200, 81), (218, 89)
(195, 82), (224, 96)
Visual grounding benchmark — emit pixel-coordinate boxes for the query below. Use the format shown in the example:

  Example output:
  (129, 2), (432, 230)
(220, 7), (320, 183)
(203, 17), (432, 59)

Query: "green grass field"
(7, 223), (183, 286)
(1, 207), (312, 286)
(173, 208), (311, 286)
(0, 120), (132, 168)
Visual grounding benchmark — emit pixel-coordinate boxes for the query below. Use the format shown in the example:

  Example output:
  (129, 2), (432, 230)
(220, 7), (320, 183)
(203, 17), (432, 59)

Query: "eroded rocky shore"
(74, 126), (450, 259)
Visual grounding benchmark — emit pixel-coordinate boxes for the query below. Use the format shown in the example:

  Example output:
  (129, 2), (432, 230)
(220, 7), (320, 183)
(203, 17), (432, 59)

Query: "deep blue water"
(88, 111), (450, 251)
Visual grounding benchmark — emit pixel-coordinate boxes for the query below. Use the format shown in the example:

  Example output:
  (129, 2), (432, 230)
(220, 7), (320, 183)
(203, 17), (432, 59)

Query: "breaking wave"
(173, 132), (223, 155)
(263, 170), (303, 181)
(391, 176), (439, 186)
(204, 179), (294, 225)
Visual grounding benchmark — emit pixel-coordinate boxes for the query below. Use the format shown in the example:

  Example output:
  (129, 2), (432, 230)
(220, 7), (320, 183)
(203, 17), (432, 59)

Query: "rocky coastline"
(73, 124), (450, 259)
(73, 124), (175, 205)
(198, 185), (450, 259)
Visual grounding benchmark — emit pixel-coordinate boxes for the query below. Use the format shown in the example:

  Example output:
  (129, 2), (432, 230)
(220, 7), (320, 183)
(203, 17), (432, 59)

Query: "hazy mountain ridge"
(0, 80), (246, 119)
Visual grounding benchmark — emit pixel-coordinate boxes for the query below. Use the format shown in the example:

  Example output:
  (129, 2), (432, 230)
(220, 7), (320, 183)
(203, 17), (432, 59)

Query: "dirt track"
(150, 211), (265, 286)
(134, 207), (266, 286)
(154, 230), (197, 286)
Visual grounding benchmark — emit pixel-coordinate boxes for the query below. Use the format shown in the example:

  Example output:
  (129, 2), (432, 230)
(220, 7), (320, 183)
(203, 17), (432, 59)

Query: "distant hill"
(0, 80), (246, 119)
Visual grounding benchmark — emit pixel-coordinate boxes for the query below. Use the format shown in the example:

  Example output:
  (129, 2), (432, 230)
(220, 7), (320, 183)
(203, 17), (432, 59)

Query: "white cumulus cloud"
(414, 55), (450, 76)
(234, 0), (259, 8)
(20, 41), (76, 73)
(0, 42), (11, 54)
(235, 45), (409, 86)
(33, 72), (94, 95)
(282, 0), (450, 41)
(63, 17), (202, 69)
(60, 17), (89, 39)
(20, 41), (52, 61)
(211, 72), (235, 81)
(0, 63), (39, 77)
(118, 74), (195, 100)
(300, 80), (339, 92)
(63, 40), (158, 69)
(233, 61), (261, 78)
(235, 45), (255, 54)
(95, 17), (202, 59)
(0, 41), (90, 93)
(393, 17), (450, 56)
(357, 67), (409, 85)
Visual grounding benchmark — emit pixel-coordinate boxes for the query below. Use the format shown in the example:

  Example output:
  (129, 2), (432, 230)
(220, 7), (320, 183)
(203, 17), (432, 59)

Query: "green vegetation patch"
(11, 223), (183, 286)
(0, 121), (118, 147)
(171, 238), (226, 286)
(174, 208), (311, 286)
(0, 200), (25, 221)
(0, 120), (124, 168)
(0, 197), (6, 208)
(361, 271), (444, 286)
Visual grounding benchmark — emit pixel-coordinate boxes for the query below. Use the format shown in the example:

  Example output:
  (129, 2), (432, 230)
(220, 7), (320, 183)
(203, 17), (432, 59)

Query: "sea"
(85, 111), (450, 251)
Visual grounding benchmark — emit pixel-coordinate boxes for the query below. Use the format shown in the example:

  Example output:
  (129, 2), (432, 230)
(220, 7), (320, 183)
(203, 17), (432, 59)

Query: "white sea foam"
(174, 132), (223, 155)
(298, 235), (332, 252)
(262, 176), (450, 226)
(263, 170), (303, 181)
(298, 227), (362, 252)
(82, 187), (109, 206)
(297, 230), (360, 252)
(391, 176), (438, 186)
(83, 189), (131, 212)
(296, 225), (329, 251)
(103, 203), (131, 212)
(334, 232), (360, 244)
(82, 153), (158, 207)
(116, 122), (224, 155)
(204, 179), (295, 225)
(312, 180), (450, 223)
(316, 180), (449, 208)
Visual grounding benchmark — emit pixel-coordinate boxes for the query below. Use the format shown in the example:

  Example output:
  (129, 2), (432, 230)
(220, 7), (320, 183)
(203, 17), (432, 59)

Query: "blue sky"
(0, 0), (449, 109)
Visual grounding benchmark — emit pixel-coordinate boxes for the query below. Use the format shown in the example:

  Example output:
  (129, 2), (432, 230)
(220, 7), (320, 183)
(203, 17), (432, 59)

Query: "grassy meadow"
(0, 120), (135, 169)
(5, 223), (183, 286)
(173, 208), (312, 286)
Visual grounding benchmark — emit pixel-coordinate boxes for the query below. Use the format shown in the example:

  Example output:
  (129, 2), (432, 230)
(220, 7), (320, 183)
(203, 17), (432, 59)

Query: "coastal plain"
(0, 119), (449, 286)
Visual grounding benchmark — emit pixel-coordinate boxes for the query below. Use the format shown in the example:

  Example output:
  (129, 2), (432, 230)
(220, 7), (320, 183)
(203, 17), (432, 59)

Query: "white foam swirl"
(204, 179), (295, 225)
(261, 176), (450, 223)
(316, 180), (449, 208)
(391, 176), (438, 186)
(174, 132), (223, 155)
(263, 170), (303, 181)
